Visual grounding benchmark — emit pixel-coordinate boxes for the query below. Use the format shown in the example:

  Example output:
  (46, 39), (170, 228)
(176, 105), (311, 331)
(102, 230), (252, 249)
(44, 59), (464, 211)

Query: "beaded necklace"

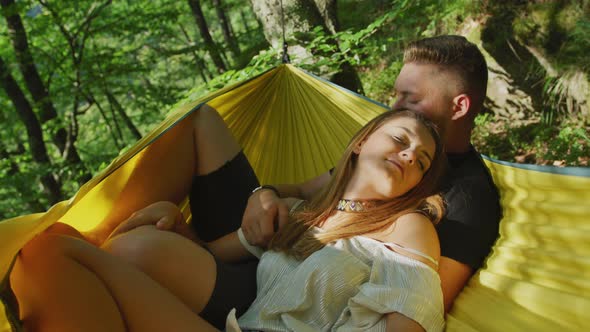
(336, 198), (379, 212)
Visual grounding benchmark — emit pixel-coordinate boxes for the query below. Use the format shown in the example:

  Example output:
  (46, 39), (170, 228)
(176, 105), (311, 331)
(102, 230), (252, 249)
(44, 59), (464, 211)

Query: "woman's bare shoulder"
(381, 213), (440, 268)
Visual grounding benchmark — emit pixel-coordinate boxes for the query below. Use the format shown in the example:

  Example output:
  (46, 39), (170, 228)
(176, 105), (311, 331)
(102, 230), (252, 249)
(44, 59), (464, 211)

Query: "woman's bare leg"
(43, 222), (86, 239)
(192, 104), (242, 175)
(102, 225), (218, 314)
(10, 233), (218, 332)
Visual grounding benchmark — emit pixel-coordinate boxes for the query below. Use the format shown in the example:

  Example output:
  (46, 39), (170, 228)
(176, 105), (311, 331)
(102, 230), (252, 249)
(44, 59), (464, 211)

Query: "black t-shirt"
(436, 147), (502, 270)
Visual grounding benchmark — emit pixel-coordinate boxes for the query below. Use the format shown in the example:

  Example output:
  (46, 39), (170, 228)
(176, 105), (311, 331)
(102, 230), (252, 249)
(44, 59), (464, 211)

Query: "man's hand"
(241, 189), (289, 247)
(108, 201), (192, 240)
(241, 172), (331, 247)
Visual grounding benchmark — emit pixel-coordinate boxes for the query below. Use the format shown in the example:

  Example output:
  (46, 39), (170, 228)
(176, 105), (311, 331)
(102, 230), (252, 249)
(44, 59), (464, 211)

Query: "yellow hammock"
(1, 64), (589, 331)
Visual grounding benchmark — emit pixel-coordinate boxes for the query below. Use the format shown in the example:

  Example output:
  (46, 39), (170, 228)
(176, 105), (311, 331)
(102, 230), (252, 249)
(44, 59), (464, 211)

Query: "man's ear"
(451, 94), (471, 120)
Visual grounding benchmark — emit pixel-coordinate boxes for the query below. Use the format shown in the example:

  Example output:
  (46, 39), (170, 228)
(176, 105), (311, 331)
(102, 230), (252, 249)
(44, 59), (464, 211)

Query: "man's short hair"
(403, 35), (488, 114)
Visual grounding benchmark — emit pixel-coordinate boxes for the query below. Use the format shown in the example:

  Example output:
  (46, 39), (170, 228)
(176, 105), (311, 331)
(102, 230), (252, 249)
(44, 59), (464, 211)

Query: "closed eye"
(418, 160), (425, 171)
(418, 156), (432, 172)
(395, 91), (419, 104)
(392, 135), (408, 145)
(419, 159), (429, 172)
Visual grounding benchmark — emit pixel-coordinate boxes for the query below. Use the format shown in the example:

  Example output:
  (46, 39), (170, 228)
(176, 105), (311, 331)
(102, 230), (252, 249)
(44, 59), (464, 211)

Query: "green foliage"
(1, 0), (588, 219)
(0, 0), (267, 218)
(473, 113), (590, 166)
(512, 1), (590, 74)
(298, 0), (484, 103)
(420, 0), (481, 37)
(181, 48), (279, 103)
(543, 126), (590, 164)
(559, 18), (590, 73)
(337, 0), (391, 29)
(291, 0), (416, 96)
(0, 152), (49, 218)
(360, 60), (403, 106)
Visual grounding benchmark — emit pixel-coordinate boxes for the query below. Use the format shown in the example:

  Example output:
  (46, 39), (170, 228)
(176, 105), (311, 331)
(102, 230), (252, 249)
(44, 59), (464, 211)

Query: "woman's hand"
(108, 201), (193, 240)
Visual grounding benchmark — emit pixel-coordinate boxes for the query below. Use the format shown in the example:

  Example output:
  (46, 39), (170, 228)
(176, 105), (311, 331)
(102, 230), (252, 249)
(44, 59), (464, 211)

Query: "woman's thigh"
(12, 232), (218, 332)
(102, 225), (217, 314)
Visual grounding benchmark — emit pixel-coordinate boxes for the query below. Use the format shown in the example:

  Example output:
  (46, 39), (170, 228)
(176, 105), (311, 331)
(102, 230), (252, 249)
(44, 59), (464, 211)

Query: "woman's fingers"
(276, 202), (289, 231)
(256, 204), (276, 246)
(156, 216), (175, 230)
(109, 214), (147, 239)
(108, 201), (183, 240)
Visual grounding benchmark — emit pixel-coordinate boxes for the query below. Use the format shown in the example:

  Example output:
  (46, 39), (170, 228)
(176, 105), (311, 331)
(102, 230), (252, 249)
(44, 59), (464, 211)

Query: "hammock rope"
(279, 0), (290, 64)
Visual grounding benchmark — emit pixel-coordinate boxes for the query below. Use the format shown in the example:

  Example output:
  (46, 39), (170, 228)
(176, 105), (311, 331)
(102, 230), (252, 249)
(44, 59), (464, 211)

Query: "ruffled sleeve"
(333, 250), (445, 332)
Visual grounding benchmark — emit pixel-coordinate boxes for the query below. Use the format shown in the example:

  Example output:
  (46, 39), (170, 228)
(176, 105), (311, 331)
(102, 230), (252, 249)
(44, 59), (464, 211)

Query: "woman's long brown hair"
(268, 110), (447, 260)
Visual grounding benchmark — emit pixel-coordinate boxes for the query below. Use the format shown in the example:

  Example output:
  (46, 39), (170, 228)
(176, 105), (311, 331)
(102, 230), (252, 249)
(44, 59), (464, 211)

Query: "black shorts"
(201, 258), (258, 329)
(189, 151), (260, 328)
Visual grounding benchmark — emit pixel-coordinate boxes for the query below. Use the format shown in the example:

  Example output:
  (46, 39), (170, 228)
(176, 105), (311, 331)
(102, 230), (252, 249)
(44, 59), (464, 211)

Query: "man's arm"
(439, 256), (473, 312)
(241, 171), (331, 247)
(436, 157), (502, 312)
(386, 312), (425, 332)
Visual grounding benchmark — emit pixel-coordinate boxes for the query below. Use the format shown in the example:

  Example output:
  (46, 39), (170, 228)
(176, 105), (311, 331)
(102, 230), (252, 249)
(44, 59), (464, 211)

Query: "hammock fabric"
(1, 64), (589, 331)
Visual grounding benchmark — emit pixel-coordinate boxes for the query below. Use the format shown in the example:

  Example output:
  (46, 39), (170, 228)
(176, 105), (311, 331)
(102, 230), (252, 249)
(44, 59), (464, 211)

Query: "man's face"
(392, 62), (456, 135)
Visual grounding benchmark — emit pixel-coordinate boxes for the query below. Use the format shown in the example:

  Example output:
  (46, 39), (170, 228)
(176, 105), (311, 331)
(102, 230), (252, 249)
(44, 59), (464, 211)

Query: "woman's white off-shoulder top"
(227, 228), (445, 332)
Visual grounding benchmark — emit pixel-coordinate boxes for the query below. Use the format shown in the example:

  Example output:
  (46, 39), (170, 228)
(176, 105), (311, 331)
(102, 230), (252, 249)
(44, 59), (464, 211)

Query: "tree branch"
(0, 55), (62, 203)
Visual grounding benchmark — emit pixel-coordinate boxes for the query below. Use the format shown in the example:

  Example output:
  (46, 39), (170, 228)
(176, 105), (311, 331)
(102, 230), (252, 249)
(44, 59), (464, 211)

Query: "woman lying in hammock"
(11, 108), (446, 332)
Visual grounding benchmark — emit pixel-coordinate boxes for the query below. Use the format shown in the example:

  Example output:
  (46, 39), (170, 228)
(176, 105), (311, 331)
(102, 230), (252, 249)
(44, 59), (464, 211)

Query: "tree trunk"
(179, 23), (211, 83)
(0, 56), (62, 204)
(187, 0), (227, 73)
(314, 0), (338, 33)
(240, 10), (252, 32)
(1, 0), (87, 168)
(249, 0), (363, 93)
(106, 91), (142, 140)
(212, 0), (241, 57)
(90, 95), (123, 150)
(481, 6), (547, 119)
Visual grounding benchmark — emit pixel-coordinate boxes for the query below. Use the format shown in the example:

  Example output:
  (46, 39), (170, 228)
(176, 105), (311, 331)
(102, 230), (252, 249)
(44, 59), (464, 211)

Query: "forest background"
(1, 0), (589, 218)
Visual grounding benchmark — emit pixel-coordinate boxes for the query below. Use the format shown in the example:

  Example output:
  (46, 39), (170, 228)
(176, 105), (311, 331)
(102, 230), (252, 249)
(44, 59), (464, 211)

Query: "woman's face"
(352, 116), (436, 199)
